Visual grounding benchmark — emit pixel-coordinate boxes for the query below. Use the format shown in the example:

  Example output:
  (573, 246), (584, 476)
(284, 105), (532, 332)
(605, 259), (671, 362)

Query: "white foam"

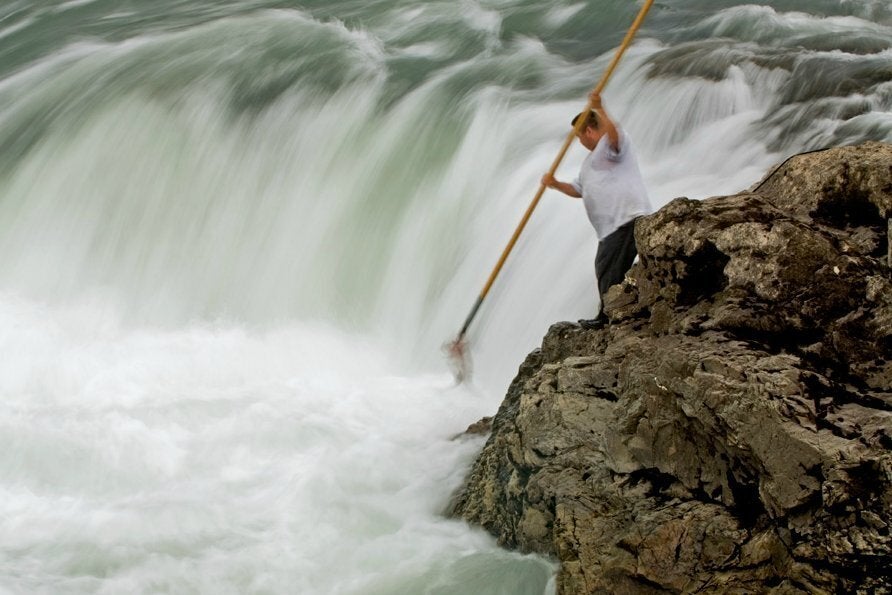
(0, 293), (554, 593)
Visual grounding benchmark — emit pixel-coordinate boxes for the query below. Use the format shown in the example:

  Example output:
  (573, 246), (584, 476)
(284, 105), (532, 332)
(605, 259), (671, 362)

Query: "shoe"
(578, 316), (607, 329)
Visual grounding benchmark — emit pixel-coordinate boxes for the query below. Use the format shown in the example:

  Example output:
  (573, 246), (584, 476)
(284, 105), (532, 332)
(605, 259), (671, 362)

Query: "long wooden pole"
(453, 0), (655, 347)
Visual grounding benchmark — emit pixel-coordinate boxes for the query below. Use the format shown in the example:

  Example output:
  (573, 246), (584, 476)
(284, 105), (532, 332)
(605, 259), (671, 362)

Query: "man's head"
(572, 110), (601, 151)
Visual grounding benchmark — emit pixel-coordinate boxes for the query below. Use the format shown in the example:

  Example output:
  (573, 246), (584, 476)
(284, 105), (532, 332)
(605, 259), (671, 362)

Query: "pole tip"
(443, 336), (472, 384)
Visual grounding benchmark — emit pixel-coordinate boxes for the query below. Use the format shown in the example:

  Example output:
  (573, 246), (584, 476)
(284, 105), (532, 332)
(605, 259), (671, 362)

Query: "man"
(542, 92), (652, 329)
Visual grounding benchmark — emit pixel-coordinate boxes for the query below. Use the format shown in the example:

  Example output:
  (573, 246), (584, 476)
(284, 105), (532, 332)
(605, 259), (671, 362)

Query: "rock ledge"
(451, 142), (892, 594)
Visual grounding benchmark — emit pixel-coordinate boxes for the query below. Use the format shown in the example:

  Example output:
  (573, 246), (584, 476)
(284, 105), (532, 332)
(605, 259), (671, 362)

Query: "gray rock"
(450, 142), (892, 594)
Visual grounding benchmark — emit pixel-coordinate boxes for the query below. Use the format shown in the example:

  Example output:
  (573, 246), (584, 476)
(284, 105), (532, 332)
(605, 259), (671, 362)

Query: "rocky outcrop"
(451, 142), (892, 593)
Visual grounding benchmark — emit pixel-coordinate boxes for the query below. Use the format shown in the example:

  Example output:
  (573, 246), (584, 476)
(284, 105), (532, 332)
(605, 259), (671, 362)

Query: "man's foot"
(578, 316), (607, 329)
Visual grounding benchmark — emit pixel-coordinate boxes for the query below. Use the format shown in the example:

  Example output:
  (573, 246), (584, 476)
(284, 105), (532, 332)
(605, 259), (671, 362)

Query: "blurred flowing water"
(0, 1), (889, 593)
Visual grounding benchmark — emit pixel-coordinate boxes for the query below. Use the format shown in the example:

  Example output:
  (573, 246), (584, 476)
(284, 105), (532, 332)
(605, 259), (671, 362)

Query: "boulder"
(451, 142), (892, 594)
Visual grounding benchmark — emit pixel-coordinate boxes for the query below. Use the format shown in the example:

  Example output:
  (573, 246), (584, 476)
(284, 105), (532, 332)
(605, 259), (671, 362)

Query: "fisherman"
(541, 91), (652, 329)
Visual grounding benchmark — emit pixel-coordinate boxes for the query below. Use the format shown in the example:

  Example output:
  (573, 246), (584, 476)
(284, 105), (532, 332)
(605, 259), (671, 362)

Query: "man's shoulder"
(595, 134), (626, 162)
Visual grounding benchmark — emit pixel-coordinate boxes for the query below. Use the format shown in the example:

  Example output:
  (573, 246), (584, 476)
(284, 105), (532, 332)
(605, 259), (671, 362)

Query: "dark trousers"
(595, 218), (638, 317)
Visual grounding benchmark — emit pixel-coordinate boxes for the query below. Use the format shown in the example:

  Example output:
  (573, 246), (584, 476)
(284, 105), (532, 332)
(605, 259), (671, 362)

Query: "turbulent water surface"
(1, 1), (890, 593)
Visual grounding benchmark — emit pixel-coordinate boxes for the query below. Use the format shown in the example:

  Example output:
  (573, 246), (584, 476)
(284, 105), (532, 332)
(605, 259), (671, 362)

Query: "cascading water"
(0, 1), (889, 593)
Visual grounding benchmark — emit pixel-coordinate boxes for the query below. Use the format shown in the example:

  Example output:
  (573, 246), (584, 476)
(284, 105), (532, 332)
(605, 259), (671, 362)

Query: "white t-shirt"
(571, 128), (652, 239)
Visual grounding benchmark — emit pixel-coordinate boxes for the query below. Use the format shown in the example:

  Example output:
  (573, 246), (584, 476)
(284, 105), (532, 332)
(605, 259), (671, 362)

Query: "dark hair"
(571, 110), (599, 130)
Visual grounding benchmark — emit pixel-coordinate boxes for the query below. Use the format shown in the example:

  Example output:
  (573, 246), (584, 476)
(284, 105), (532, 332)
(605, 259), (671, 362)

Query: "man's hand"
(589, 91), (602, 111)
(541, 173), (556, 188)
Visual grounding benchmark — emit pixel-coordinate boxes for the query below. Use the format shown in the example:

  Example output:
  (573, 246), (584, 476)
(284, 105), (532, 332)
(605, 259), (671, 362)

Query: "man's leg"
(593, 218), (638, 319)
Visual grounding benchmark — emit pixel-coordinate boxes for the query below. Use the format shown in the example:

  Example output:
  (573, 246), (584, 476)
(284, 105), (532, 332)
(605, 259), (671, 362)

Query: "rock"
(450, 143), (892, 594)
(460, 416), (493, 437)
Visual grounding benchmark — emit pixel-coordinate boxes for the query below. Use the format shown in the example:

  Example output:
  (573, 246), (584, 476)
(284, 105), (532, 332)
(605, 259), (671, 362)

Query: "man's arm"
(590, 92), (620, 153)
(541, 173), (581, 198)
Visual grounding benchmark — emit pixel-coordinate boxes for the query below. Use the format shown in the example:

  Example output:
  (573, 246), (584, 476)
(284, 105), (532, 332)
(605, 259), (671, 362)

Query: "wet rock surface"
(450, 142), (892, 594)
